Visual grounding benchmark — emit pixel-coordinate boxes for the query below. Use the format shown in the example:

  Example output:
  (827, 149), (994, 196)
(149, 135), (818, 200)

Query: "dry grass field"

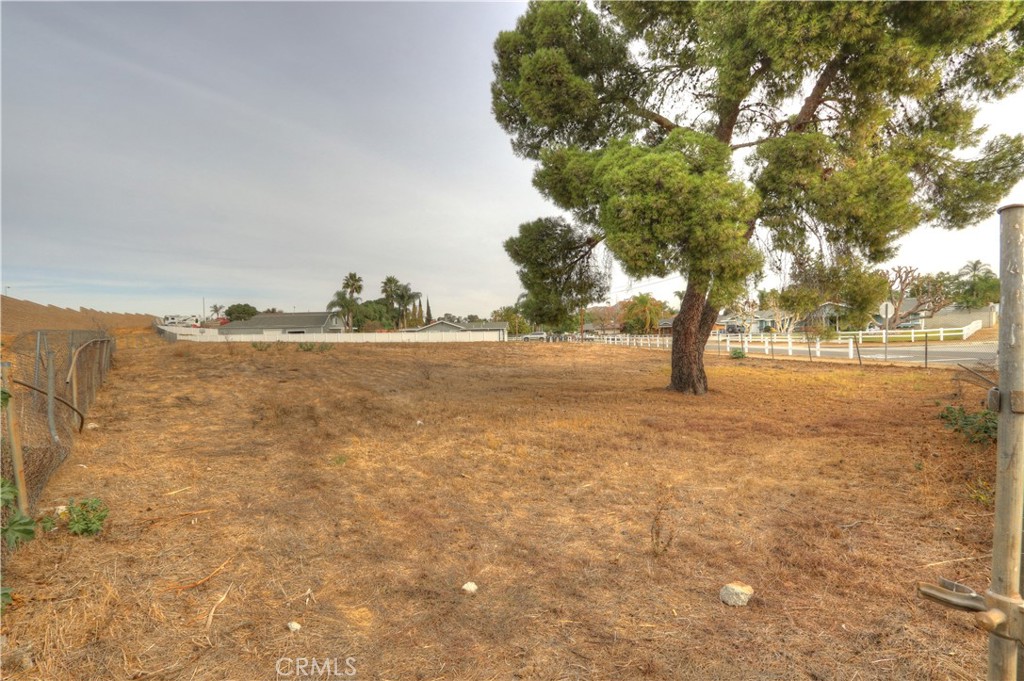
(0, 335), (998, 680)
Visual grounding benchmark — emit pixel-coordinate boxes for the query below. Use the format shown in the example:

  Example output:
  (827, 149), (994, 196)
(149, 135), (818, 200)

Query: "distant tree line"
(326, 273), (431, 332)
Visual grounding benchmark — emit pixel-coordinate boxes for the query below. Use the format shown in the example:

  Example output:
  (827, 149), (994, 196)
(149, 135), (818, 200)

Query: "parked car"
(724, 324), (747, 334)
(896, 320), (924, 329)
(522, 331), (548, 341)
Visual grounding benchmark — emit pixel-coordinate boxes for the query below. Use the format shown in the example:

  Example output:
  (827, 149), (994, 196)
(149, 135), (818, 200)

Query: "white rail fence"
(587, 321), (987, 361)
(159, 321), (980, 352)
(158, 326), (504, 344)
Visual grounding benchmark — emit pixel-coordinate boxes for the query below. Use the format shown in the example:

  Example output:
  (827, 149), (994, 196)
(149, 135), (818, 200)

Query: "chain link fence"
(1, 330), (115, 511)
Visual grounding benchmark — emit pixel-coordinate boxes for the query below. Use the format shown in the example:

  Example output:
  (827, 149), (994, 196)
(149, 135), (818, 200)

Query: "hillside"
(0, 296), (155, 340)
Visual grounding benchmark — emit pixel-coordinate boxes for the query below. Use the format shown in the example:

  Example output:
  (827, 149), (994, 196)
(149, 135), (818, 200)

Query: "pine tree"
(493, 1), (1024, 394)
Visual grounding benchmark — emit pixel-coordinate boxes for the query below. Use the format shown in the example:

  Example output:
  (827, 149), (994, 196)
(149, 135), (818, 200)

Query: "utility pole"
(988, 203), (1024, 680)
(916, 204), (1024, 680)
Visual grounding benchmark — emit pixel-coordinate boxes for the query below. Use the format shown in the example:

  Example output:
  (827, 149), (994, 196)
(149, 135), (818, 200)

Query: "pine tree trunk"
(669, 279), (718, 394)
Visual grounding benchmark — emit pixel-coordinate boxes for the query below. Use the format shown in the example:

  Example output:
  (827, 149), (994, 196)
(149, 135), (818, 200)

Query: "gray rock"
(720, 581), (754, 606)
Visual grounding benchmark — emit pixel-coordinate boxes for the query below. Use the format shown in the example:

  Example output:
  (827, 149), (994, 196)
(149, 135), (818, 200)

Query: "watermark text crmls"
(276, 656), (357, 679)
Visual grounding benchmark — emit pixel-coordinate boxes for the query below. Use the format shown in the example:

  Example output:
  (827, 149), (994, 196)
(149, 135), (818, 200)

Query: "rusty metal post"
(990, 204), (1024, 680)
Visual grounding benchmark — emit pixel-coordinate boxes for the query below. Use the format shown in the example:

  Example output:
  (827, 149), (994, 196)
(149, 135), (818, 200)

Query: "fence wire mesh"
(1, 330), (115, 511)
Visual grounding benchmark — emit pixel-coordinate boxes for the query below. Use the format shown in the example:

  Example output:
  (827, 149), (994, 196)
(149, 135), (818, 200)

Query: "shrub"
(297, 342), (316, 352)
(66, 498), (109, 536)
(1, 479), (34, 549)
(730, 349), (746, 359)
(251, 341), (271, 351)
(939, 405), (998, 444)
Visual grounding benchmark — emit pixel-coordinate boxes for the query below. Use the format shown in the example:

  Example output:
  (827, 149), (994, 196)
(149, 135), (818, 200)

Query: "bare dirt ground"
(1, 335), (998, 680)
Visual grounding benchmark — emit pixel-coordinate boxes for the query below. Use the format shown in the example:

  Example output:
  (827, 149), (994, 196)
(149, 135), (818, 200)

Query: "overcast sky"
(2, 2), (1022, 319)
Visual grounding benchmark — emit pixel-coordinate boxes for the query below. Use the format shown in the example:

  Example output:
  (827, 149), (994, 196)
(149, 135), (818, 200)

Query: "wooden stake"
(3, 391), (30, 514)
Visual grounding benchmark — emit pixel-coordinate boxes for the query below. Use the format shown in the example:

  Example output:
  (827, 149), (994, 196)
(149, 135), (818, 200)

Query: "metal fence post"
(32, 331), (42, 408)
(988, 203), (1024, 680)
(46, 349), (60, 443)
(915, 207), (1024, 674)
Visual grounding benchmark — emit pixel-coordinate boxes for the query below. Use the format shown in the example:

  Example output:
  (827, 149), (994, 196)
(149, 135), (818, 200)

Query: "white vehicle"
(162, 315), (200, 327)
(522, 331), (548, 341)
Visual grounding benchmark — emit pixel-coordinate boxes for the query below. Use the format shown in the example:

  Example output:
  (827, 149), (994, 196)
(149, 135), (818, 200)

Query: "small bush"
(297, 342), (316, 352)
(2, 509), (35, 549)
(251, 341), (271, 351)
(66, 498), (109, 536)
(316, 343), (333, 353)
(1, 478), (35, 549)
(730, 349), (746, 359)
(939, 405), (997, 444)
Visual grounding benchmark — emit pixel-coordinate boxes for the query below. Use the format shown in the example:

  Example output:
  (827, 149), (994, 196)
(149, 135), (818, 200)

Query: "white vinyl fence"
(585, 321), (993, 367)
(157, 326), (505, 343)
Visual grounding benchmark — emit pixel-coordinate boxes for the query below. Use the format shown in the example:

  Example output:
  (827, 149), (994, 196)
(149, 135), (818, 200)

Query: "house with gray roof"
(408, 320), (508, 339)
(219, 312), (343, 335)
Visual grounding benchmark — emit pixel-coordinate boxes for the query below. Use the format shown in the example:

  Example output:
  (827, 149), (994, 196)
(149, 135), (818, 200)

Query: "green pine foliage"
(492, 1), (1024, 394)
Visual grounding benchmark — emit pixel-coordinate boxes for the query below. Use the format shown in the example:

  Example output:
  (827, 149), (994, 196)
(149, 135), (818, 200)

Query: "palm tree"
(209, 303), (224, 319)
(343, 272), (363, 300)
(394, 283), (421, 329)
(327, 290), (359, 330)
(956, 260), (999, 309)
(337, 272), (363, 330)
(958, 260), (994, 281)
(623, 293), (668, 335)
(380, 278), (403, 327)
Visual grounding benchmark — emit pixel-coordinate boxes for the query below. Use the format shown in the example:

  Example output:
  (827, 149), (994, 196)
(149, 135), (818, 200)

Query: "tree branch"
(628, 102), (679, 132)
(791, 56), (845, 133)
(730, 135), (779, 150)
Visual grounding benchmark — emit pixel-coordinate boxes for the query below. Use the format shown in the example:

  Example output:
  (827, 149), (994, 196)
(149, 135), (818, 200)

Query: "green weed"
(66, 498), (109, 536)
(939, 405), (998, 444)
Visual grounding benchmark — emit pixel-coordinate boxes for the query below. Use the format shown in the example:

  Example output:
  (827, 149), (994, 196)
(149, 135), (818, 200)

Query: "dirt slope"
(1, 296), (155, 340)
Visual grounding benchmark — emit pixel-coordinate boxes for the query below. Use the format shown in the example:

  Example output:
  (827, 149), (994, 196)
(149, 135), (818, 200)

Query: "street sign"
(879, 301), (895, 317)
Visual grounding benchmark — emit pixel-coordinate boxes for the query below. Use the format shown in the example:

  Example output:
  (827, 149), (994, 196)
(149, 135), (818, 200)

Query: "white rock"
(720, 581), (754, 607)
(287, 621), (301, 632)
(416, 420), (424, 426)
(461, 582), (478, 595)
(85, 422), (99, 430)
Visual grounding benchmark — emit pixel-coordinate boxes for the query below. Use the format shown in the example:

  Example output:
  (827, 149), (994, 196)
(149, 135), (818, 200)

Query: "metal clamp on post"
(917, 580), (1024, 644)
(986, 387), (1000, 412)
(975, 590), (1024, 643)
(918, 578), (987, 613)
